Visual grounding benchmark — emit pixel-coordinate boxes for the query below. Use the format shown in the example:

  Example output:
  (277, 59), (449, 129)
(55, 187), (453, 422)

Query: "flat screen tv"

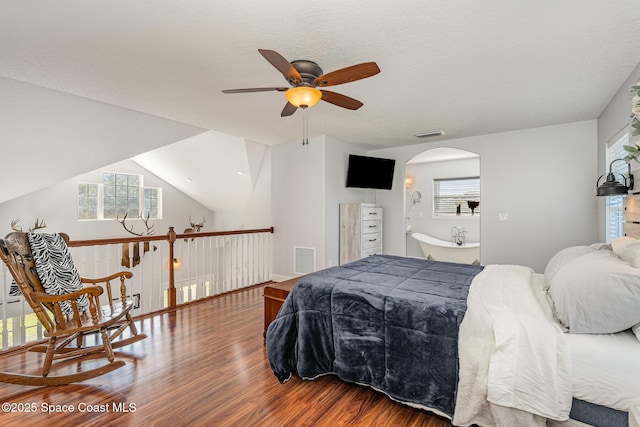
(346, 154), (395, 190)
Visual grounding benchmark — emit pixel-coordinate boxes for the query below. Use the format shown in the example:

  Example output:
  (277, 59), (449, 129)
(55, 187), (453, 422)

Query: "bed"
(265, 238), (640, 426)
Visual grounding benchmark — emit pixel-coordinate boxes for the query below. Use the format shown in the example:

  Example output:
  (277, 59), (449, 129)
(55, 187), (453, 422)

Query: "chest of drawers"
(339, 203), (383, 264)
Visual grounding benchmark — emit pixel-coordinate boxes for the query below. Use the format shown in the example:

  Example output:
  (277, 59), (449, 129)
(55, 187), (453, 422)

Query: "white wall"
(0, 77), (205, 204)
(241, 145), (273, 230)
(0, 159), (213, 240)
(207, 142), (273, 231)
(323, 138), (368, 268)
(405, 157), (480, 257)
(131, 131), (272, 231)
(370, 120), (598, 273)
(271, 136), (368, 278)
(271, 136), (326, 279)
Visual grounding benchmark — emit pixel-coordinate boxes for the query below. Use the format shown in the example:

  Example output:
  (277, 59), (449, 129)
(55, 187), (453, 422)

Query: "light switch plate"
(498, 212), (509, 222)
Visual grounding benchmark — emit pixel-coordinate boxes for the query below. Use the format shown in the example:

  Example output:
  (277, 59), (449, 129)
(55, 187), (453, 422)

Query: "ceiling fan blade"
(222, 87), (288, 94)
(314, 62), (380, 87)
(258, 49), (302, 84)
(281, 102), (298, 117)
(320, 90), (363, 110)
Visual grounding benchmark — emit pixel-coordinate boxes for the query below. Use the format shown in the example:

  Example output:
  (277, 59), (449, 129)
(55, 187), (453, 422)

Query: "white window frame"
(102, 172), (142, 220)
(605, 132), (629, 242)
(77, 172), (163, 221)
(143, 187), (163, 220)
(77, 182), (100, 220)
(433, 177), (480, 217)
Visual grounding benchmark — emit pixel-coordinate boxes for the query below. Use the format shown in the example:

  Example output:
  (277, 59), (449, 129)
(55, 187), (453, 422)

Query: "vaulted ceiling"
(1, 1), (639, 206)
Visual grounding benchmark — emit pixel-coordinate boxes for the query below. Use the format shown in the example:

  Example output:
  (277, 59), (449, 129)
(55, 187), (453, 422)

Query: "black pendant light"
(596, 159), (633, 196)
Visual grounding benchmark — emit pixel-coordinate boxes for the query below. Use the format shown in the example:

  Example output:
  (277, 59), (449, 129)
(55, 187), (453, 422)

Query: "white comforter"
(453, 265), (572, 426)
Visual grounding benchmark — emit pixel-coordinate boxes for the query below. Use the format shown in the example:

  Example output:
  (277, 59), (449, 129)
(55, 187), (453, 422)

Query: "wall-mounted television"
(346, 154), (396, 190)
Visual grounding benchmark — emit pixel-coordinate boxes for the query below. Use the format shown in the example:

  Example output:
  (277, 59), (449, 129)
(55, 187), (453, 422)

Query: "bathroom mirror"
(404, 147), (481, 264)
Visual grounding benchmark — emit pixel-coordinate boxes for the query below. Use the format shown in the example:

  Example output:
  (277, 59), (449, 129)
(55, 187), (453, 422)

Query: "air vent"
(414, 130), (445, 138)
(294, 246), (315, 274)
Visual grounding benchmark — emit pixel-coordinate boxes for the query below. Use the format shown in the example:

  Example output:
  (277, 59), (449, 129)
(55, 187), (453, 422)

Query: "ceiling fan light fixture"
(286, 86), (322, 108)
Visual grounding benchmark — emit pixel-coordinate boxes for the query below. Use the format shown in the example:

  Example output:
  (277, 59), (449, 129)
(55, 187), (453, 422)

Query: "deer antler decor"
(116, 212), (155, 236)
(140, 212), (155, 235)
(183, 216), (206, 242)
(11, 218), (47, 232)
(117, 212), (156, 268)
(10, 219), (21, 232)
(184, 216), (206, 234)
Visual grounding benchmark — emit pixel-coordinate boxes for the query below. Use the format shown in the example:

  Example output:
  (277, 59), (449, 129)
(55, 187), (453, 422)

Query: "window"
(433, 177), (480, 216)
(143, 187), (162, 219)
(103, 172), (141, 219)
(605, 133), (629, 242)
(77, 172), (162, 220)
(78, 183), (99, 220)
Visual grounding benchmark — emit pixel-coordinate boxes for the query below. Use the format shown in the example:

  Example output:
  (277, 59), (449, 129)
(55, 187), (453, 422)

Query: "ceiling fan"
(222, 49), (380, 117)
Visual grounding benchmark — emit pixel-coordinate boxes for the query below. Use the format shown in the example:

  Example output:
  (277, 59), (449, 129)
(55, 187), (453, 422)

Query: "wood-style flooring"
(0, 284), (452, 427)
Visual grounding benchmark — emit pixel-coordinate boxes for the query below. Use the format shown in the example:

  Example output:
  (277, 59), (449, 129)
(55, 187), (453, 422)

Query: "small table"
(263, 277), (300, 336)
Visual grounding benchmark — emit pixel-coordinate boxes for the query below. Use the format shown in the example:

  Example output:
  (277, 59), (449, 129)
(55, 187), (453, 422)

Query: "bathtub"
(411, 232), (480, 265)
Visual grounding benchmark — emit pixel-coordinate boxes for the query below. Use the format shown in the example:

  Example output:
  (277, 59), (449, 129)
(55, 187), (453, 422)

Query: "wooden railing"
(0, 227), (273, 350)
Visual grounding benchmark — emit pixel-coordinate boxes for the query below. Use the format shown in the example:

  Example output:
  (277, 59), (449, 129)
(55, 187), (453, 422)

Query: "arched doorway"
(404, 147), (481, 264)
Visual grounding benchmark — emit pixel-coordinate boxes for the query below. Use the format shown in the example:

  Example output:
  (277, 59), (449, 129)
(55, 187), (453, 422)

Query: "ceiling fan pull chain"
(302, 108), (309, 146)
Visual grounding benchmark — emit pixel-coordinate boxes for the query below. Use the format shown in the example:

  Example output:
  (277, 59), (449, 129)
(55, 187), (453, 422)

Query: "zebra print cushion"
(28, 233), (88, 315)
(9, 281), (21, 296)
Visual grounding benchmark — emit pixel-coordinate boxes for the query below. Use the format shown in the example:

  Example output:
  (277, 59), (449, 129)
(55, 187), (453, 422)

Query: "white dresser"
(339, 203), (383, 264)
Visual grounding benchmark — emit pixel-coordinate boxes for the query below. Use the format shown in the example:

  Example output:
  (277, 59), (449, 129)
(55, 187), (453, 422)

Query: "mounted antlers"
(184, 216), (206, 234)
(116, 212), (155, 236)
(11, 218), (47, 232)
(183, 216), (206, 242)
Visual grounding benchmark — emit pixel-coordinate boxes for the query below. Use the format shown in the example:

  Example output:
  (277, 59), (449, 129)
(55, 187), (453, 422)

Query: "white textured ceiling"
(132, 131), (266, 214)
(1, 1), (639, 207)
(3, 1), (640, 148)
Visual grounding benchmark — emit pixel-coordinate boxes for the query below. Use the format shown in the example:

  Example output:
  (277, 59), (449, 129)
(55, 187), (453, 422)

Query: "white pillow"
(543, 246), (596, 291)
(611, 236), (640, 268)
(548, 250), (640, 334)
(611, 236), (636, 252)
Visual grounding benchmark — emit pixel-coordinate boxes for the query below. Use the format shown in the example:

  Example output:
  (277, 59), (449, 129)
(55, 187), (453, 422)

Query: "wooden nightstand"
(263, 277), (301, 336)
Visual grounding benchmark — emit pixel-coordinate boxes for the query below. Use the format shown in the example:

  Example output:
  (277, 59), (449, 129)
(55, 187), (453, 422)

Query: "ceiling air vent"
(414, 130), (445, 138)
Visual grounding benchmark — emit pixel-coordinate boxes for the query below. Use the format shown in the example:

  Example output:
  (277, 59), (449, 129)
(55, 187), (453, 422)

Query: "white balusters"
(1, 229), (272, 349)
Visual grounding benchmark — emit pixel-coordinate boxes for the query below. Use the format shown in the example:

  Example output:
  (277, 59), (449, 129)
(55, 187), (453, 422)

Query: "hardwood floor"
(0, 285), (452, 427)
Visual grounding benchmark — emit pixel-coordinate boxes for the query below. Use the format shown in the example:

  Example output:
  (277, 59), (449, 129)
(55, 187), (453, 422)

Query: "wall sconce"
(405, 176), (415, 189)
(171, 258), (182, 271)
(596, 159), (634, 196)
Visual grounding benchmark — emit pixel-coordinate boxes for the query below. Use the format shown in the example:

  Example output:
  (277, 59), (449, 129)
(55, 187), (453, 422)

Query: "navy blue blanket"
(265, 254), (483, 417)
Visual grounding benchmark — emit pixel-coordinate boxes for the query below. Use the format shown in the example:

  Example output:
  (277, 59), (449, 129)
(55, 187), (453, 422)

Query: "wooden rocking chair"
(0, 231), (146, 386)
